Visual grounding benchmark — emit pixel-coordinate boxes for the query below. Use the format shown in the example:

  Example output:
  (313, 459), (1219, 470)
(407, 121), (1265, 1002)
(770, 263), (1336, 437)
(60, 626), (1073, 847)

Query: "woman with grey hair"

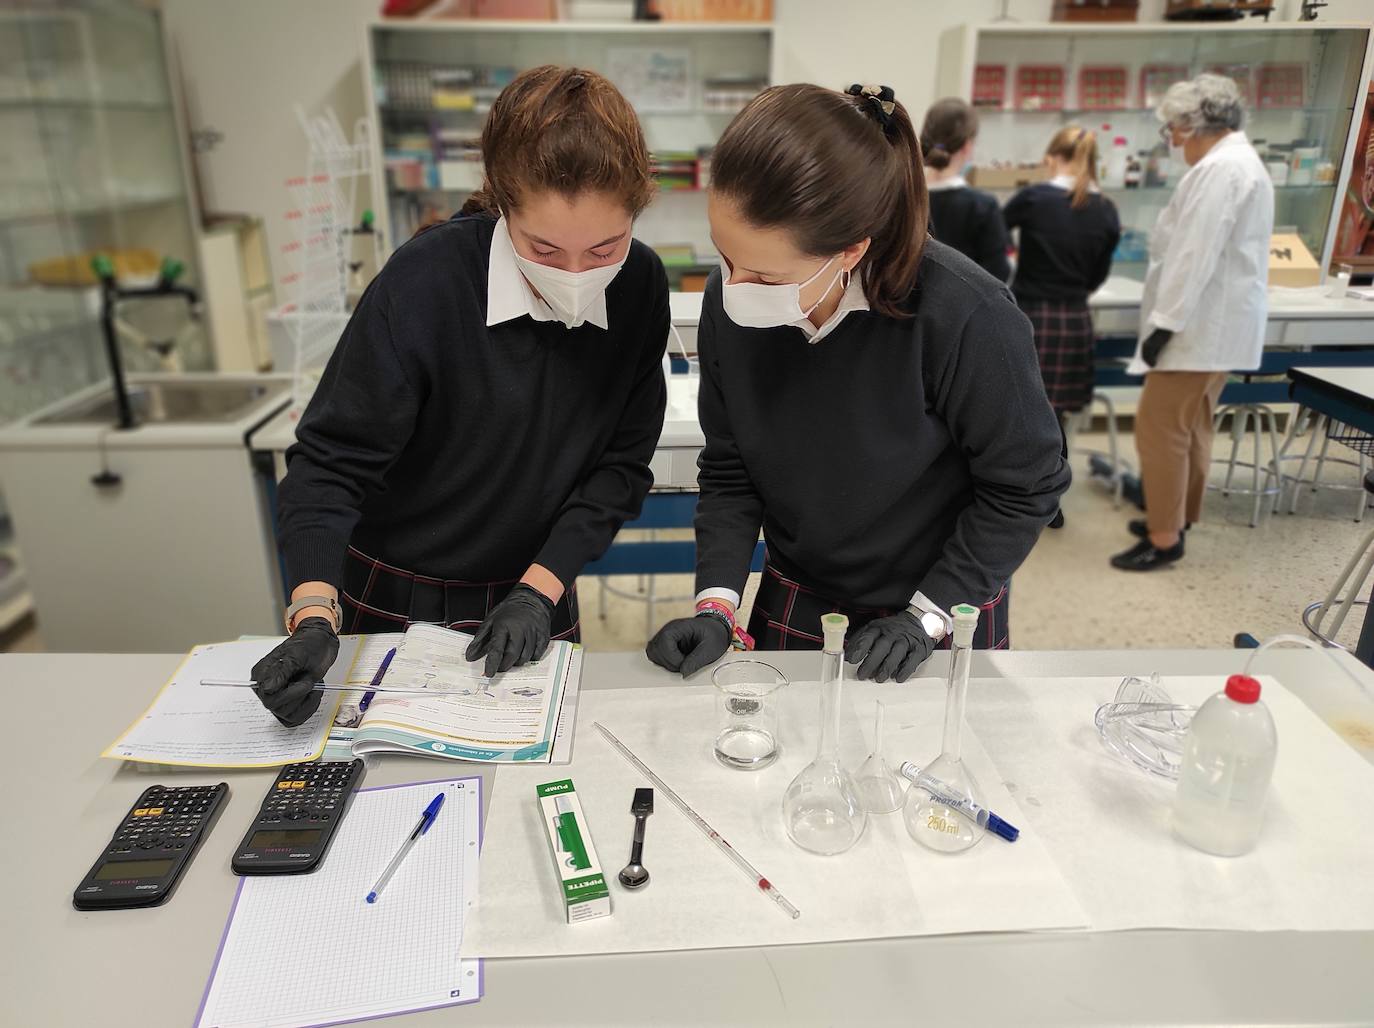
(1112, 73), (1274, 572)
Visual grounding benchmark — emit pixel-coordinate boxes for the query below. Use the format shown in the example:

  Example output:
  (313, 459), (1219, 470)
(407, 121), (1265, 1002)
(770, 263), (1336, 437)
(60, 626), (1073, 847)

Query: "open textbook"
(105, 625), (580, 768)
(333, 624), (581, 763)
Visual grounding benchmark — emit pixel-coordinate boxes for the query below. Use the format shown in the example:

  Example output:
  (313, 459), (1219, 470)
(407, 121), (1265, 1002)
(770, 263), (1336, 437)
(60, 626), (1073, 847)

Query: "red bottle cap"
(1225, 674), (1261, 704)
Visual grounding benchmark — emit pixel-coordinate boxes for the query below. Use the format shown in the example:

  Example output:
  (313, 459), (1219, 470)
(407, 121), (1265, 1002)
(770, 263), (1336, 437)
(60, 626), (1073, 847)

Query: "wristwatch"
(907, 604), (949, 643)
(284, 595), (342, 634)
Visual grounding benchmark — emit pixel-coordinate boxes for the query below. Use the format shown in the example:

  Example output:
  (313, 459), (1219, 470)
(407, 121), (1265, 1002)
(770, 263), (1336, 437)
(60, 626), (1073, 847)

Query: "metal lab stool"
(1302, 472), (1374, 658)
(1067, 390), (1130, 508)
(1276, 409), (1372, 523)
(1208, 402), (1285, 527)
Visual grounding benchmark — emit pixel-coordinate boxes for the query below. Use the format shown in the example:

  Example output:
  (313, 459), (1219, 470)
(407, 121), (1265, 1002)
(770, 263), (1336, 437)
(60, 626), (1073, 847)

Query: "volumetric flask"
(712, 659), (787, 770)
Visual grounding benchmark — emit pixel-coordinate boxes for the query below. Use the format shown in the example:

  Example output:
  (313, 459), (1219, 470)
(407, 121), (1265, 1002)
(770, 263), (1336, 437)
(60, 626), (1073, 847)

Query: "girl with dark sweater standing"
(646, 83), (1069, 683)
(921, 98), (1010, 282)
(250, 67), (668, 726)
(1003, 126), (1121, 416)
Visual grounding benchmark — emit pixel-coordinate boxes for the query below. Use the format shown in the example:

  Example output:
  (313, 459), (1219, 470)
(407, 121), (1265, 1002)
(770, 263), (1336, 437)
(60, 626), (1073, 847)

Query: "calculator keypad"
(110, 785), (223, 855)
(256, 762), (359, 825)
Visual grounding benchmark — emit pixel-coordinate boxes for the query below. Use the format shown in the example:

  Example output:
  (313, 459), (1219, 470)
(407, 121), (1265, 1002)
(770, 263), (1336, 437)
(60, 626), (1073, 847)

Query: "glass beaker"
(782, 613), (867, 854)
(712, 659), (787, 770)
(903, 603), (985, 853)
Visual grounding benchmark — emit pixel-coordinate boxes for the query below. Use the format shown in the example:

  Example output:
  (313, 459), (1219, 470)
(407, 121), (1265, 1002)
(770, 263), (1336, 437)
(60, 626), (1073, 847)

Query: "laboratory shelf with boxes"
(937, 22), (1374, 281)
(363, 19), (773, 290)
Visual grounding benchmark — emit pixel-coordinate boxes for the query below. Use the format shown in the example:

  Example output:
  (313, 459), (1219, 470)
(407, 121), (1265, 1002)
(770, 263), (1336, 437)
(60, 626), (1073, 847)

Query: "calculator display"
(248, 829), (322, 848)
(95, 859), (173, 880)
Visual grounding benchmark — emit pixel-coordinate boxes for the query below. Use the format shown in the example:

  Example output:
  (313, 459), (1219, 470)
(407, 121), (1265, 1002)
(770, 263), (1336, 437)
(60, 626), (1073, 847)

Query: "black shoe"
(1111, 538), (1185, 571)
(1128, 519), (1192, 540)
(1048, 509), (1065, 530)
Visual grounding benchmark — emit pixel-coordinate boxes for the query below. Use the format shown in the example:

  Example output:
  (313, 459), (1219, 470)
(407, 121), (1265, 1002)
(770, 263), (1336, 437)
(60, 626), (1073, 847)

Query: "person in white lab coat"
(1112, 74), (1275, 572)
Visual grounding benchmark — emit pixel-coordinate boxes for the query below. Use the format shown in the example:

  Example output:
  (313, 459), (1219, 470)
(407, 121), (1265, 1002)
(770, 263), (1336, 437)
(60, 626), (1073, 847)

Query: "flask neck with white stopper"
(781, 613), (867, 855)
(1173, 674), (1277, 857)
(903, 603), (985, 853)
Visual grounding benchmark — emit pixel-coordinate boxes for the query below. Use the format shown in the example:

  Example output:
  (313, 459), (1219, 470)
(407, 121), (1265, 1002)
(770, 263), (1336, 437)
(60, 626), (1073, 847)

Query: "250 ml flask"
(1173, 674), (1277, 857)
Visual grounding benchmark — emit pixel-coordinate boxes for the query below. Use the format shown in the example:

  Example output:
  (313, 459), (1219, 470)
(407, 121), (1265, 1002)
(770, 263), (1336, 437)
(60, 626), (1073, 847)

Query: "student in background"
(920, 98), (1010, 282)
(250, 67), (668, 726)
(646, 83), (1068, 683)
(1003, 126), (1121, 419)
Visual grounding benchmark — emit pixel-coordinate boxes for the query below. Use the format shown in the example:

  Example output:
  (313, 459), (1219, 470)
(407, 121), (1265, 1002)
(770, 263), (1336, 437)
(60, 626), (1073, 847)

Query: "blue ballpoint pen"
(366, 792), (445, 903)
(358, 647), (398, 713)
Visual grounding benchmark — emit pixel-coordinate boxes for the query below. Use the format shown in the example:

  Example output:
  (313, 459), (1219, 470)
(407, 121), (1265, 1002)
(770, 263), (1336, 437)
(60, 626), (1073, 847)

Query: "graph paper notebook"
(194, 777), (482, 1028)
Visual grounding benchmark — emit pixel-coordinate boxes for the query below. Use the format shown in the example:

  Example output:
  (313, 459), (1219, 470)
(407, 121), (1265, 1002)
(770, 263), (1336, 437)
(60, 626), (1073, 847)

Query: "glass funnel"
(903, 603), (985, 853)
(782, 613), (867, 855)
(855, 700), (905, 814)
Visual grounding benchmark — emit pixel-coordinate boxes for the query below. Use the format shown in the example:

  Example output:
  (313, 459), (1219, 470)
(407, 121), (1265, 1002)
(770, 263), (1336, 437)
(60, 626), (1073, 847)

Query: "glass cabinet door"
(968, 25), (1371, 281)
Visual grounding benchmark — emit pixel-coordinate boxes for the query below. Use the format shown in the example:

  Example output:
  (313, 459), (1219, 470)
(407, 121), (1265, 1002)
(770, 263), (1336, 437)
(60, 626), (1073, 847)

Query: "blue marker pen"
(358, 647), (398, 713)
(366, 792), (445, 903)
(898, 762), (1020, 842)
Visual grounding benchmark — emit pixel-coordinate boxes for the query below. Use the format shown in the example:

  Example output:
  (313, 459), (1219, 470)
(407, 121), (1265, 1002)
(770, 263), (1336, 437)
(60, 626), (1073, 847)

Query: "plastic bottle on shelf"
(1172, 674), (1278, 857)
(1102, 135), (1129, 189)
(1124, 153), (1143, 189)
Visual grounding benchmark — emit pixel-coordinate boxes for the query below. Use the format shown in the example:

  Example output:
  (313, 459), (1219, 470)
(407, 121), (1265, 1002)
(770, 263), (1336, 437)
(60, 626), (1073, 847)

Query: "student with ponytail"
(920, 97), (1010, 281)
(646, 83), (1069, 683)
(1003, 125), (1121, 417)
(253, 66), (668, 726)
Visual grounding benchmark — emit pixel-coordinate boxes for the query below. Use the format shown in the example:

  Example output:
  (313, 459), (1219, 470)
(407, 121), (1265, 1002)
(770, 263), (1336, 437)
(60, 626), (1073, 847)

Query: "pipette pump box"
(537, 778), (611, 924)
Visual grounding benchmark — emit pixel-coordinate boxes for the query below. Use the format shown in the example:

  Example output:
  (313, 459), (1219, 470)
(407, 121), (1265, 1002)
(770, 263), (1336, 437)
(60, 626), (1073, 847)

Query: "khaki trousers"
(1135, 371), (1229, 537)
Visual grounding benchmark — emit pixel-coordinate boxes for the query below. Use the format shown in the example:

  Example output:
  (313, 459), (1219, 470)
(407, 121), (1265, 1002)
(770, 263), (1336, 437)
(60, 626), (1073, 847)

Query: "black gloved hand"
(645, 613), (732, 678)
(845, 612), (935, 683)
(252, 616), (340, 727)
(465, 584), (555, 678)
(1141, 327), (1173, 368)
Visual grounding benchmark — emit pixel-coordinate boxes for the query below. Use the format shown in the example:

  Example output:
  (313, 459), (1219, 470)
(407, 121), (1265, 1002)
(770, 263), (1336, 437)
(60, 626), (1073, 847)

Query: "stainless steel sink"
(31, 378), (288, 426)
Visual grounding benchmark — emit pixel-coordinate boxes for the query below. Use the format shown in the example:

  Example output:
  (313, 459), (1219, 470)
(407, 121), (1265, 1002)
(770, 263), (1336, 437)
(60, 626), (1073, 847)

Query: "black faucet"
(91, 254), (202, 429)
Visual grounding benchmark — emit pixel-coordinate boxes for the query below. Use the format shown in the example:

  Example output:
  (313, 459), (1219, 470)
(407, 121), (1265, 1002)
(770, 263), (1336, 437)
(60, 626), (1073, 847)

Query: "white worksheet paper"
(195, 777), (482, 1028)
(103, 638), (354, 768)
(464, 681), (1087, 957)
(964, 674), (1374, 932)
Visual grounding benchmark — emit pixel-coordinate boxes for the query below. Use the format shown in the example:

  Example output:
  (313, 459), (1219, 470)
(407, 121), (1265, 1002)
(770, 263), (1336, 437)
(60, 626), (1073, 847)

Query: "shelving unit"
(937, 21), (1374, 281)
(362, 19), (774, 286)
(0, 5), (211, 426)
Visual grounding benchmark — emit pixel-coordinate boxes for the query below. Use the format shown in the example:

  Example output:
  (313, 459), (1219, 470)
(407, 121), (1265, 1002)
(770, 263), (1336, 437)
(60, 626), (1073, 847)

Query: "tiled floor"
(3, 426), (1370, 657)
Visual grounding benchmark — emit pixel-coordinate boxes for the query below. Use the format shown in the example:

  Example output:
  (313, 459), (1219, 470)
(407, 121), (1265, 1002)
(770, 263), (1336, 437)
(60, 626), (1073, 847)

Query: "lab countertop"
(6, 647), (1374, 1027)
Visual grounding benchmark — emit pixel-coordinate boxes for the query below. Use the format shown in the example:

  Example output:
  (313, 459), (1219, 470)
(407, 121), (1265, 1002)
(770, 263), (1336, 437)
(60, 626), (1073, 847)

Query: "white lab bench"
(7, 646), (1373, 1027)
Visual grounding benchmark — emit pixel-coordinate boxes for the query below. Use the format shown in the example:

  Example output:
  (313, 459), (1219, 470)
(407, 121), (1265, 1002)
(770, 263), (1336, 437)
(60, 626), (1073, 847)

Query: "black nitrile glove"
(645, 613), (732, 678)
(846, 612), (935, 683)
(1141, 327), (1173, 368)
(252, 616), (340, 727)
(466, 584), (555, 678)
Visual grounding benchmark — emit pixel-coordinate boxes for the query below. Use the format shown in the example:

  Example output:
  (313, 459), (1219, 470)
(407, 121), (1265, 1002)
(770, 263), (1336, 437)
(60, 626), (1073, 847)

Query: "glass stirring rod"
(593, 722), (801, 920)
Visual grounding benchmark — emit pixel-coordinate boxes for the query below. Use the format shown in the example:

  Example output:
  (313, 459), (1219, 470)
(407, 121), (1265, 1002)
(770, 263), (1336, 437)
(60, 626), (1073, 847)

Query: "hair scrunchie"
(846, 83), (897, 131)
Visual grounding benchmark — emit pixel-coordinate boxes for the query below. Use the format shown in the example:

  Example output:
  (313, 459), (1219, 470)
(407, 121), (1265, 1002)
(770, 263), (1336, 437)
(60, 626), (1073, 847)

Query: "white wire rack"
(274, 107), (380, 410)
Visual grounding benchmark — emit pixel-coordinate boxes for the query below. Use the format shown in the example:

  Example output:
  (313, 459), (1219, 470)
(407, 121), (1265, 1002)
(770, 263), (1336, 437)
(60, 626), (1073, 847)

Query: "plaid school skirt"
(339, 545), (580, 640)
(746, 561), (1009, 652)
(1022, 297), (1096, 414)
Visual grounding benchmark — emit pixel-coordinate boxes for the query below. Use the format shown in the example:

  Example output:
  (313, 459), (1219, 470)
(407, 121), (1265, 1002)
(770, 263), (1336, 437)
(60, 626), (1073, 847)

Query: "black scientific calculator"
(73, 782), (229, 911)
(231, 759), (365, 875)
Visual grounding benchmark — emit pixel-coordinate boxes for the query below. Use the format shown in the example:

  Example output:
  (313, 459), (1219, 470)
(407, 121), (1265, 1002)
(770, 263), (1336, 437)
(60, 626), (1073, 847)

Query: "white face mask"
(504, 219), (628, 329)
(1168, 142), (1187, 168)
(721, 255), (845, 330)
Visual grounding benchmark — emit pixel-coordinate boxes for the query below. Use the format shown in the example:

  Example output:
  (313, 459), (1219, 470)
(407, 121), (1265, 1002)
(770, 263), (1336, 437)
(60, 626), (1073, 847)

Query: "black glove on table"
(252, 616), (340, 727)
(466, 584), (556, 678)
(645, 613), (733, 678)
(845, 612), (935, 683)
(1141, 327), (1173, 368)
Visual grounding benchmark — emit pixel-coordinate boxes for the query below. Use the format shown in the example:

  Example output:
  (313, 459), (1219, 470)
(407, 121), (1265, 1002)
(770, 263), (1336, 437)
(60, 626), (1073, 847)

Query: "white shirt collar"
(1197, 130), (1249, 168)
(796, 269), (869, 344)
(1048, 173), (1100, 194)
(927, 175), (969, 192)
(485, 216), (610, 331)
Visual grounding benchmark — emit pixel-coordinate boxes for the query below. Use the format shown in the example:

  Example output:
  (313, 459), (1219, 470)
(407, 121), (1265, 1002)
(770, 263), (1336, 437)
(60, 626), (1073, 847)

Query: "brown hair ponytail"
(1045, 124), (1100, 209)
(460, 65), (654, 219)
(709, 83), (928, 319)
(920, 97), (979, 172)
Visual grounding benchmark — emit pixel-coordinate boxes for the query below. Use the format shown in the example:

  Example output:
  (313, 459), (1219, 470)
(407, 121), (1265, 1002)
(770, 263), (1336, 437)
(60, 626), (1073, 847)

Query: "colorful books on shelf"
(651, 150), (703, 191)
